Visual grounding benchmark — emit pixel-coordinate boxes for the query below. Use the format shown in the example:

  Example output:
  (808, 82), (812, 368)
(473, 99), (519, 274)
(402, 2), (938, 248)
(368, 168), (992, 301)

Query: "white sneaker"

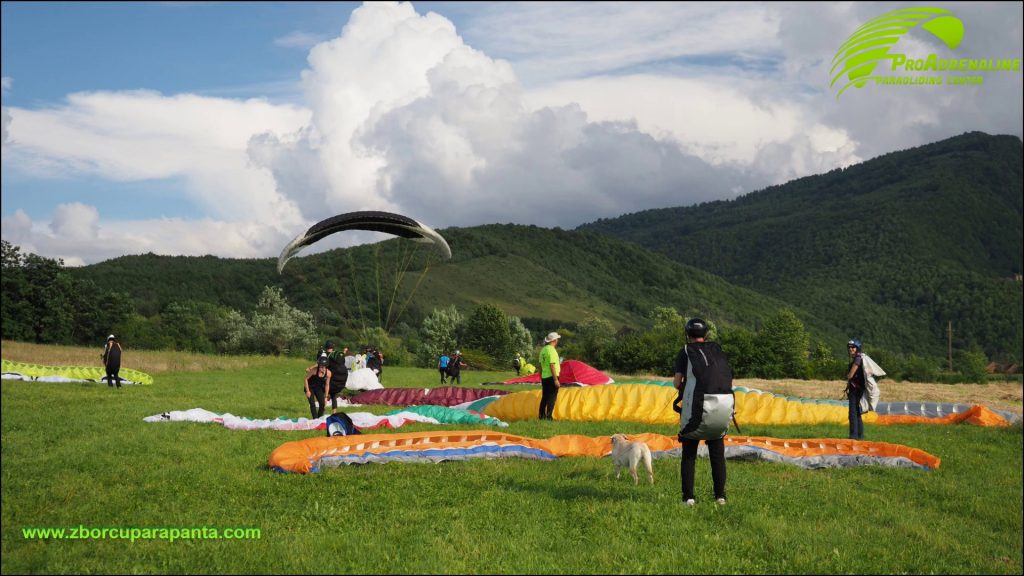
(716, 498), (727, 505)
(684, 499), (695, 506)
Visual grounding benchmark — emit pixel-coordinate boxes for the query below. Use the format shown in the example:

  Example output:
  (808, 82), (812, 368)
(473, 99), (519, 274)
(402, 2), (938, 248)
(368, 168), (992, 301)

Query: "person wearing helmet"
(366, 346), (384, 383)
(447, 350), (466, 385)
(304, 353), (333, 419)
(101, 334), (123, 389)
(321, 341), (350, 414)
(673, 318), (734, 506)
(845, 339), (866, 440)
(538, 333), (562, 420)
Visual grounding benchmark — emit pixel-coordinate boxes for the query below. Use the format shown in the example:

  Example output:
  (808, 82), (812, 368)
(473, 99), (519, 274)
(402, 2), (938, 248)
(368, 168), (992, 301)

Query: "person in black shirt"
(304, 354), (332, 419)
(101, 334), (123, 389)
(447, 350), (466, 385)
(845, 339), (866, 440)
(673, 318), (734, 506)
(322, 341), (349, 413)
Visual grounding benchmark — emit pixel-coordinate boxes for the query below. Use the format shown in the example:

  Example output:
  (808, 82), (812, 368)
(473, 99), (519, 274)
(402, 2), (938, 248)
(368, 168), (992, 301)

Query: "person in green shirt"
(538, 332), (562, 420)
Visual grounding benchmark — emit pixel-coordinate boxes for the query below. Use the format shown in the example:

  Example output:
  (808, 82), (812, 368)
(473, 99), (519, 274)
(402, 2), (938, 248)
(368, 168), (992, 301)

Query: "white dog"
(610, 434), (654, 485)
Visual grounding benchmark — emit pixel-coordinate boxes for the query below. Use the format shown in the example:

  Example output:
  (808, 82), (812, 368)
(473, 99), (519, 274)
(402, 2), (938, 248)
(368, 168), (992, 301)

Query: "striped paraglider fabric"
(144, 406), (508, 431)
(268, 430), (941, 474)
(482, 384), (1018, 427)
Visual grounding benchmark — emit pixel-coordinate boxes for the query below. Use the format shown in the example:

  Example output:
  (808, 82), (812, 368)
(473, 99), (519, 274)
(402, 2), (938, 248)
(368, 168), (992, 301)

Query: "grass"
(1, 340), (284, 375)
(2, 345), (1022, 574)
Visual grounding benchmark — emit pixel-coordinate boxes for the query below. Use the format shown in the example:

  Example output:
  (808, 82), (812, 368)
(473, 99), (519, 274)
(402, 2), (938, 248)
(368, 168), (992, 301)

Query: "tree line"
(1, 239), (1003, 383)
(2, 241), (314, 356)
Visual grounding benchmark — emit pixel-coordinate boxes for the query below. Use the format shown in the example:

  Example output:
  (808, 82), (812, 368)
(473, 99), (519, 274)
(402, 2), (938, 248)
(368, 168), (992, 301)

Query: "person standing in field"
(322, 341), (349, 414)
(845, 339), (866, 440)
(101, 334), (123, 389)
(366, 346), (383, 383)
(538, 332), (561, 420)
(673, 318), (734, 506)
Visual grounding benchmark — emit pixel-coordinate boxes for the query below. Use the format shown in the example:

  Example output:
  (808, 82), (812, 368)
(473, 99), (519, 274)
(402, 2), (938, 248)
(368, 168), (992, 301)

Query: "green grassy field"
(2, 353), (1021, 574)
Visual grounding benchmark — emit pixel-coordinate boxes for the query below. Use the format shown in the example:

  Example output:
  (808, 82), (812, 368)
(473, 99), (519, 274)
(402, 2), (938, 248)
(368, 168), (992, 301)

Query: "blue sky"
(2, 1), (1021, 265)
(2, 2), (354, 103)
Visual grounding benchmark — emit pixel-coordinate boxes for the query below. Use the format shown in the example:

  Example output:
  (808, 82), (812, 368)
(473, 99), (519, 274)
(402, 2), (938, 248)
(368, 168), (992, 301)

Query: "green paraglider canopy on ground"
(1, 359), (154, 385)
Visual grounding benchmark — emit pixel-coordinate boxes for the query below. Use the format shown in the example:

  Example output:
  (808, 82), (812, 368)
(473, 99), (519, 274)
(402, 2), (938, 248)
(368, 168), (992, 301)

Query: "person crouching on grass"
(305, 354), (332, 419)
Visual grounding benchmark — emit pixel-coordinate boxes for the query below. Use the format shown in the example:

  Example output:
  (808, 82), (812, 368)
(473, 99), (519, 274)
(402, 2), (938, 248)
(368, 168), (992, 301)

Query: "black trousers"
(329, 378), (348, 410)
(539, 376), (559, 420)
(680, 437), (727, 501)
(308, 387), (326, 419)
(847, 386), (865, 439)
(105, 368), (122, 388)
(330, 390), (346, 411)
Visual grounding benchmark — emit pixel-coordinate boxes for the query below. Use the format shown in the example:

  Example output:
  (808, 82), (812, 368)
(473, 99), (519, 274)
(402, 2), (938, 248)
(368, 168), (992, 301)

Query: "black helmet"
(685, 318), (708, 338)
(317, 353), (329, 367)
(324, 340), (335, 350)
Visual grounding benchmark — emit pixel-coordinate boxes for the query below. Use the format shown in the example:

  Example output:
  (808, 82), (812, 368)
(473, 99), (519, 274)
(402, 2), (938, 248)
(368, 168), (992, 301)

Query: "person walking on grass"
(447, 350), (467, 385)
(438, 352), (450, 385)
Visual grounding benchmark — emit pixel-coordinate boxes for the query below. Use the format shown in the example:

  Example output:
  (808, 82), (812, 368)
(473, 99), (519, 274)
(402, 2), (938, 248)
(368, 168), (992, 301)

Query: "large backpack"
(674, 343), (734, 441)
(325, 412), (361, 437)
(859, 353), (885, 413)
(447, 356), (461, 376)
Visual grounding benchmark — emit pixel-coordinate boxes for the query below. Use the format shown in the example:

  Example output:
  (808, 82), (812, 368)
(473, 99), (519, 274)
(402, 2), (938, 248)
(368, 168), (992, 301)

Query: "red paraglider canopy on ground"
(499, 360), (613, 386)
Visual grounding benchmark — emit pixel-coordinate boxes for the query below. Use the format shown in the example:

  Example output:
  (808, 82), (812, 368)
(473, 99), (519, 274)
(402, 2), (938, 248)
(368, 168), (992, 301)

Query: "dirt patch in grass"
(619, 372), (1023, 415)
(737, 378), (1023, 415)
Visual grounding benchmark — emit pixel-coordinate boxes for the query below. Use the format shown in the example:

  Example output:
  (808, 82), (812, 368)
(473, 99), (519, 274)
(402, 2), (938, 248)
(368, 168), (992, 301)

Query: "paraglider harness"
(672, 343), (739, 438)
(326, 412), (361, 437)
(673, 391), (741, 435)
(447, 355), (462, 377)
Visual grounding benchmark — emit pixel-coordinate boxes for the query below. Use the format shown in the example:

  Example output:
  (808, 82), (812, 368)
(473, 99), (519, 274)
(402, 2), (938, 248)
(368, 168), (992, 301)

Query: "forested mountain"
(579, 132), (1023, 362)
(69, 225), (842, 344)
(23, 132), (1022, 366)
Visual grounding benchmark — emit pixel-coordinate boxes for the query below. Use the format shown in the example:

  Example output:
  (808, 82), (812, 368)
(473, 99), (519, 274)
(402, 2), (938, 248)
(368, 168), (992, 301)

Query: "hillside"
(579, 132), (1023, 361)
(69, 224), (844, 344)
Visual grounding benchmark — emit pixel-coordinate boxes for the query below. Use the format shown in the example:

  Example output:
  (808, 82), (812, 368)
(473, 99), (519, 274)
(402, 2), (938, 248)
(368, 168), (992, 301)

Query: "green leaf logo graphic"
(831, 7), (963, 98)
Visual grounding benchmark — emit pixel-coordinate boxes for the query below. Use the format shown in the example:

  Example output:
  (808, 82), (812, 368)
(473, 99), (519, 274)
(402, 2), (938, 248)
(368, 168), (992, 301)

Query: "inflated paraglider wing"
(278, 211), (452, 273)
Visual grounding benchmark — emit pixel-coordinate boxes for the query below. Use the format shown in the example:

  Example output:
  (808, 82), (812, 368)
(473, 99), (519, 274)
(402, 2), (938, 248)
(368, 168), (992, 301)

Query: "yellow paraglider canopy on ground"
(1, 359), (153, 385)
(482, 384), (1014, 427)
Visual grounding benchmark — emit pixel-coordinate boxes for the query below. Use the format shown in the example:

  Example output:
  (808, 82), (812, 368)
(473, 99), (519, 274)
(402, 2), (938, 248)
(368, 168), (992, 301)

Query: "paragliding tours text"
(22, 525), (261, 543)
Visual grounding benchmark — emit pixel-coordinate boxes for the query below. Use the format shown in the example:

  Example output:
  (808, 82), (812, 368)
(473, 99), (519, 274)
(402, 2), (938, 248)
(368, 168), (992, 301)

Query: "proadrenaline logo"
(830, 7), (1021, 98)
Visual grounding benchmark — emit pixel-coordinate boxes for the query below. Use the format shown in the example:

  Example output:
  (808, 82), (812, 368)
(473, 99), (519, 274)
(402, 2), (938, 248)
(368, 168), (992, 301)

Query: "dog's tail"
(642, 444), (654, 485)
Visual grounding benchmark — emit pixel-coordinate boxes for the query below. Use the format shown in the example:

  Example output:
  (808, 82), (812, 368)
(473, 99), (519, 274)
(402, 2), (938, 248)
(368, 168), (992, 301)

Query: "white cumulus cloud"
(251, 1), (741, 232)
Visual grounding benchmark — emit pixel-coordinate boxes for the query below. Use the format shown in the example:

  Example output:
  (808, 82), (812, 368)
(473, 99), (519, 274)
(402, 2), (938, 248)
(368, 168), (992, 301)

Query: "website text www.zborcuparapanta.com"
(22, 525), (261, 543)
